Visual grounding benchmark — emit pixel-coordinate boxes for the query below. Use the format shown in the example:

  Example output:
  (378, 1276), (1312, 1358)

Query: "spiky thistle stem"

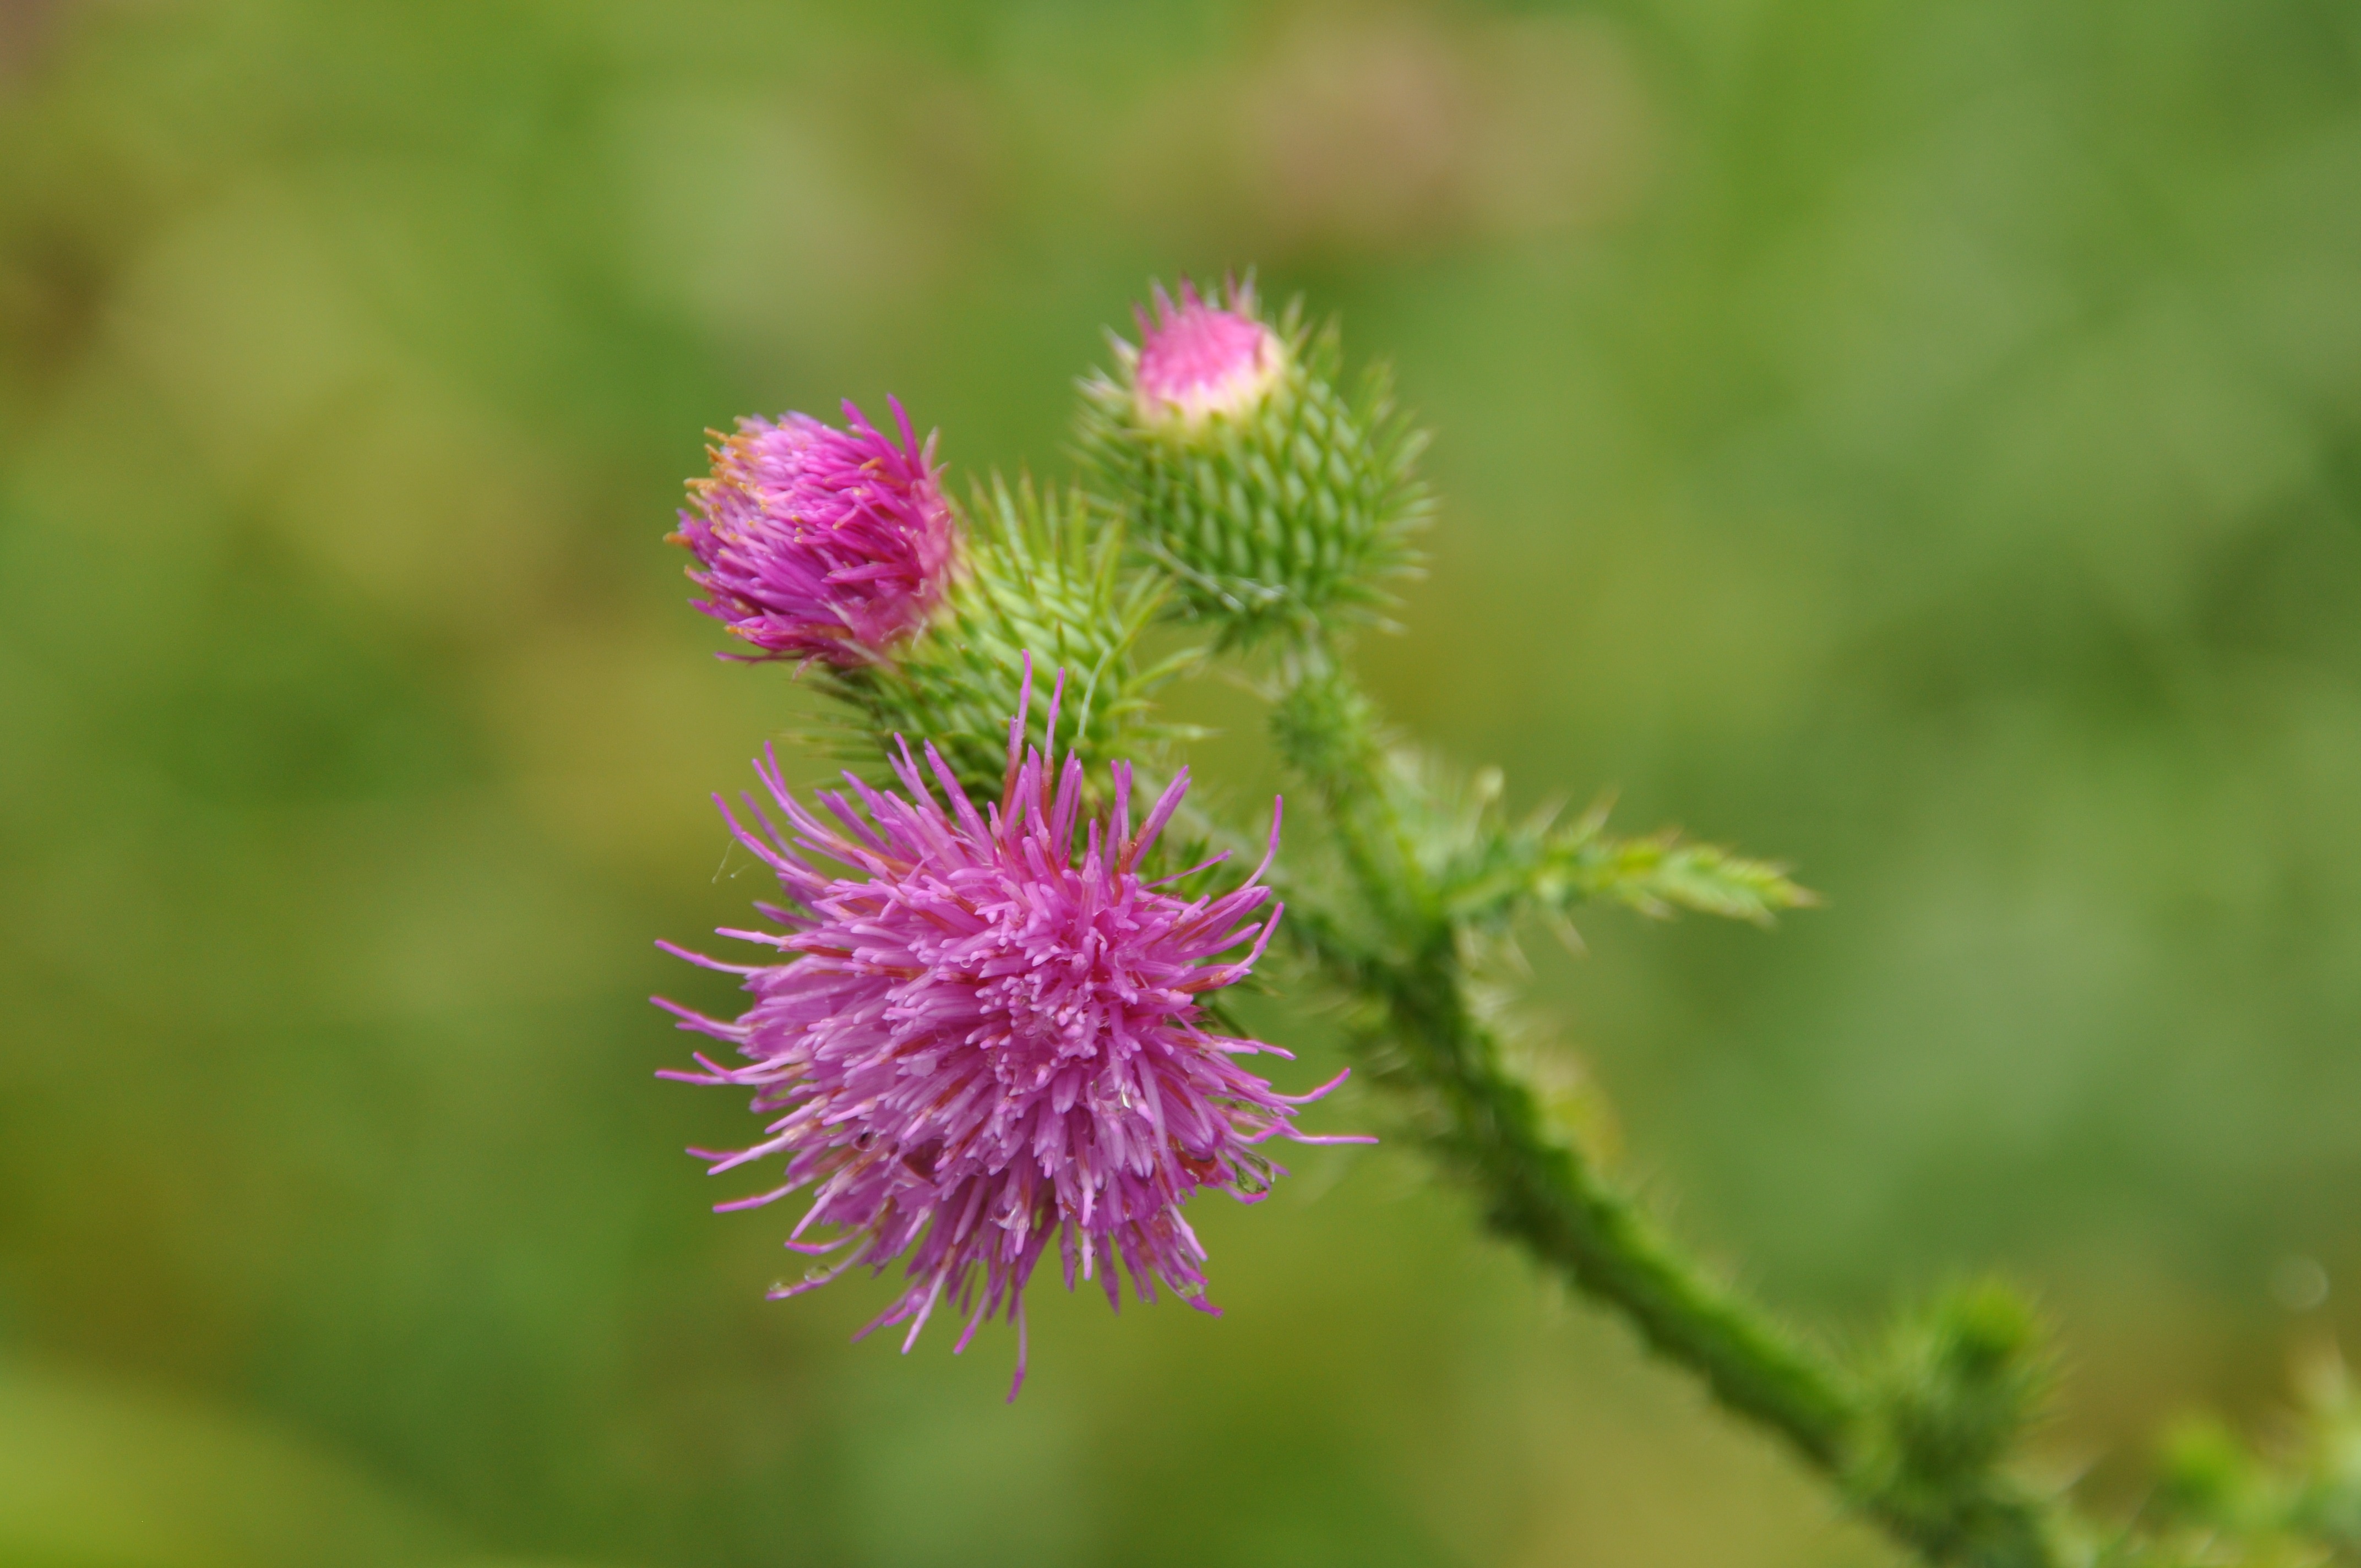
(1259, 642), (2080, 1568)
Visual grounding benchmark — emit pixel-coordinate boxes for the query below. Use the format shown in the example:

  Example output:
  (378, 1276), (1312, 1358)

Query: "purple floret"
(672, 398), (956, 665)
(657, 664), (1361, 1398)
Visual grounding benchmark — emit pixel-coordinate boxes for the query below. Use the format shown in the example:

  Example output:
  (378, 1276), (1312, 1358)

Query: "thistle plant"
(653, 282), (2342, 1565)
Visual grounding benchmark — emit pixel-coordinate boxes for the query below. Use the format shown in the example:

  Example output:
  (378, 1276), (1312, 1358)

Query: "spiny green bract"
(1866, 1281), (2052, 1480)
(1078, 302), (1429, 649)
(1267, 663), (1814, 939)
(816, 476), (1203, 801)
(1845, 1281), (2061, 1566)
(2151, 1356), (2361, 1559)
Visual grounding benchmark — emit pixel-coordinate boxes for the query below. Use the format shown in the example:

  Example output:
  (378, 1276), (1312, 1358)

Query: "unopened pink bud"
(1132, 280), (1284, 427)
(672, 399), (956, 666)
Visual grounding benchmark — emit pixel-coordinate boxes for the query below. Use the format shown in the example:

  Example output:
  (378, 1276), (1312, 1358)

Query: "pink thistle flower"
(656, 662), (1362, 1398)
(671, 398), (956, 666)
(1133, 279), (1285, 427)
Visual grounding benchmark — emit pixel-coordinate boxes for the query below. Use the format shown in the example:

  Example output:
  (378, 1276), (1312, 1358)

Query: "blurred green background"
(3, 1), (2359, 1564)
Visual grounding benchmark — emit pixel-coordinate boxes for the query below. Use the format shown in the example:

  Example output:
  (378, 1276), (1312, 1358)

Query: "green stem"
(1306, 913), (1856, 1467)
(1267, 653), (2070, 1568)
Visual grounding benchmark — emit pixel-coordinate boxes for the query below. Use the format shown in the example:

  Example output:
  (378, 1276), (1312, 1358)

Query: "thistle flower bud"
(1078, 277), (1427, 647)
(672, 399), (956, 666)
(1132, 281), (1286, 427)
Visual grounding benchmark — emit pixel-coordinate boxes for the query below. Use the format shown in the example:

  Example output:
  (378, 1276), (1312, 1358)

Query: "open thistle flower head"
(656, 661), (1359, 1398)
(1132, 279), (1285, 428)
(672, 398), (956, 666)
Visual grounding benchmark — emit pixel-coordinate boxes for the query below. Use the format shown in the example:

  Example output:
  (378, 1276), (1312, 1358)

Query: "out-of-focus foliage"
(1, 2), (2357, 1565)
